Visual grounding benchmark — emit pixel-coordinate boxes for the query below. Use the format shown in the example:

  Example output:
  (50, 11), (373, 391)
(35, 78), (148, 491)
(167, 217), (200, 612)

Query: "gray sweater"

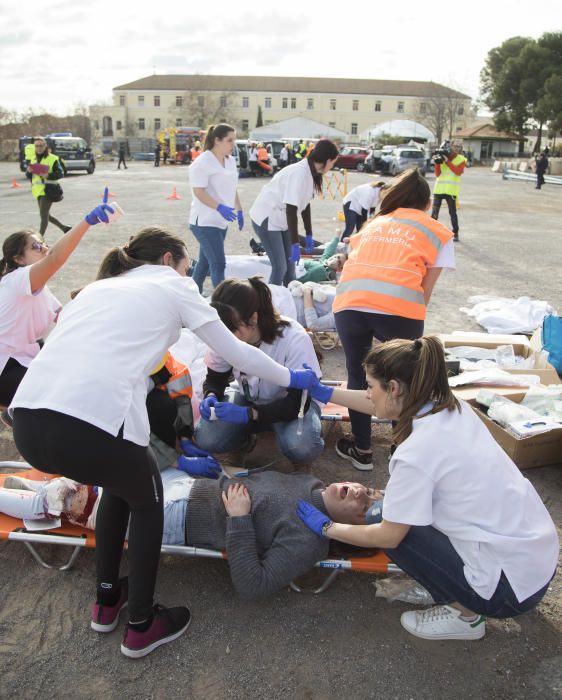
(186, 471), (330, 600)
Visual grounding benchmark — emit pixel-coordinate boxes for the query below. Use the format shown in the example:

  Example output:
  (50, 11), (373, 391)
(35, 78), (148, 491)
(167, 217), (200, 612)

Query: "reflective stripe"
(388, 216), (443, 250)
(337, 278), (425, 304)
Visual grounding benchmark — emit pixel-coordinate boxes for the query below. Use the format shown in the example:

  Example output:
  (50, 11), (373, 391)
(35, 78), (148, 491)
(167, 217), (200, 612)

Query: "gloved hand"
(216, 203), (237, 222)
(199, 395), (218, 421)
(177, 454), (221, 479)
(297, 500), (332, 538)
(214, 401), (251, 425)
(307, 377), (334, 404)
(84, 188), (114, 225)
(288, 364), (319, 391)
(289, 243), (300, 264)
(237, 210), (244, 231)
(179, 438), (212, 459)
(304, 234), (314, 254)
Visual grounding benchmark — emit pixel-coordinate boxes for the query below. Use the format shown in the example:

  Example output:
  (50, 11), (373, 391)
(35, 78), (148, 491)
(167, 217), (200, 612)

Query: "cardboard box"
(467, 392), (562, 470)
(451, 368), (560, 402)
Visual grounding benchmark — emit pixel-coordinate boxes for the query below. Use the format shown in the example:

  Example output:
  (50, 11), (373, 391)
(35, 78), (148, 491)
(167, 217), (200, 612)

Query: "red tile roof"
(455, 123), (520, 140)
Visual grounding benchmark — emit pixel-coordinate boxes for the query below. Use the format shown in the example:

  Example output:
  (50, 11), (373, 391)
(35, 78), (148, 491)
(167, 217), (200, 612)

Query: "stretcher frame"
(0, 463), (399, 593)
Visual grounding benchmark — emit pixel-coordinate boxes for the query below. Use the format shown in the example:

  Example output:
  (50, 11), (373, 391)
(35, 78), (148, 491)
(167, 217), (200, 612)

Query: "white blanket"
(460, 296), (555, 334)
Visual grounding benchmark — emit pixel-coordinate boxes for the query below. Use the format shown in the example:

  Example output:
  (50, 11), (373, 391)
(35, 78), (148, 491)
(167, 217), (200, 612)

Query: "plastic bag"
(542, 315), (562, 374)
(374, 576), (435, 605)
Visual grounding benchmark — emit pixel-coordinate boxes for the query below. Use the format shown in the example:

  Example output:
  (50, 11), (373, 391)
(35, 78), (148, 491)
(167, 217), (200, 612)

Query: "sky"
(1, 0), (560, 116)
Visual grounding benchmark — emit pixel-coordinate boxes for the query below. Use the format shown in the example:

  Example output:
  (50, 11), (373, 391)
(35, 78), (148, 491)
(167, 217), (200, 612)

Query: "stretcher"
(0, 464), (399, 592)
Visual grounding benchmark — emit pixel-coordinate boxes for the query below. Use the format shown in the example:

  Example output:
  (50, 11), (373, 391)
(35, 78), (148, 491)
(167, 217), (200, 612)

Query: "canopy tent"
(361, 120), (435, 143)
(250, 117), (347, 141)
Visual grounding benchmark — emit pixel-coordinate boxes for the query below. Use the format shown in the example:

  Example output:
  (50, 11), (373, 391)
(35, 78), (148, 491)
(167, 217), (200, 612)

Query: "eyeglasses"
(30, 241), (48, 252)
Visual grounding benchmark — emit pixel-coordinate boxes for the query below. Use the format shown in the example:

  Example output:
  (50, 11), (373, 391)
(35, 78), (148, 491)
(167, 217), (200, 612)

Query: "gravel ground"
(0, 161), (560, 700)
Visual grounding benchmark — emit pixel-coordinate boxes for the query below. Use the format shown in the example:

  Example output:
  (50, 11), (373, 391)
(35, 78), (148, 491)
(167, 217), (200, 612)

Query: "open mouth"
(340, 485), (349, 499)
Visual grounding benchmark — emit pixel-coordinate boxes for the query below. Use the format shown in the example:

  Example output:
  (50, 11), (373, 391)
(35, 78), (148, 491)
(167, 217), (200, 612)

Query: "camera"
(433, 140), (452, 164)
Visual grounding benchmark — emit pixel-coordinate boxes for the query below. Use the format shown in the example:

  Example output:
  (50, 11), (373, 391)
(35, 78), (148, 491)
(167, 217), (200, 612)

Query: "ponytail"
(363, 336), (459, 445)
(1, 230), (33, 278)
(204, 123), (235, 151)
(375, 167), (430, 217)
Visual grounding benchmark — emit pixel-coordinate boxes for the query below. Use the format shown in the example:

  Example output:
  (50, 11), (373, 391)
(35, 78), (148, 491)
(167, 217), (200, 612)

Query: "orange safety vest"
(333, 207), (453, 320)
(191, 148), (201, 161)
(153, 353), (193, 400)
(257, 147), (269, 161)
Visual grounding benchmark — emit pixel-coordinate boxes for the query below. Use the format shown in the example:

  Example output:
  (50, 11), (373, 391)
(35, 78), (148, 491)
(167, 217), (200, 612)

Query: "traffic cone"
(11, 179), (22, 189)
(166, 186), (181, 200)
(103, 190), (117, 198)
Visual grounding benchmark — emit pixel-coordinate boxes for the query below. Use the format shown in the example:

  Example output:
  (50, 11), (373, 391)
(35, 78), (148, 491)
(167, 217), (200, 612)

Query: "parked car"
(334, 147), (369, 171)
(387, 147), (427, 175)
(19, 134), (96, 174)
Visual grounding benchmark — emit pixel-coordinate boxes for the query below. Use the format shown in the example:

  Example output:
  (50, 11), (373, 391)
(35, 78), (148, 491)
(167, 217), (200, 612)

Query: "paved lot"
(0, 161), (561, 699)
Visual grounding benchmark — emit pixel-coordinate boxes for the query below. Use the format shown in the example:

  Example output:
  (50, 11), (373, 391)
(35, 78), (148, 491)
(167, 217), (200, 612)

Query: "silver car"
(388, 147), (426, 175)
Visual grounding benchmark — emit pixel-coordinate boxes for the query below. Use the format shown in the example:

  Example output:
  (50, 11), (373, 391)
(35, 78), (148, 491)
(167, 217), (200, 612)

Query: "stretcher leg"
(23, 541), (83, 571)
(290, 568), (341, 594)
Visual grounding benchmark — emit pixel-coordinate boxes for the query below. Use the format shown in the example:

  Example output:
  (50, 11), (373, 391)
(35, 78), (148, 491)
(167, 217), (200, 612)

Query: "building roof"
(361, 119), (435, 142)
(455, 123), (520, 141)
(250, 117), (348, 140)
(114, 74), (470, 99)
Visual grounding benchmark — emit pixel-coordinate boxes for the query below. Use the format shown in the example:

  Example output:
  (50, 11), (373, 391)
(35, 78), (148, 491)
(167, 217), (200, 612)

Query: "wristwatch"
(321, 521), (333, 538)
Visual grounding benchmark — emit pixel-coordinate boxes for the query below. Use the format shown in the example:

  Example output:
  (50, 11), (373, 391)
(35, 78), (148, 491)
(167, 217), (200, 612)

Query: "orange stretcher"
(0, 464), (399, 592)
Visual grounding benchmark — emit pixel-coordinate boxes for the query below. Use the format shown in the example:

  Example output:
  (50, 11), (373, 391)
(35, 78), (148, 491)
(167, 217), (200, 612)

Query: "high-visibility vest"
(295, 143), (307, 160)
(333, 207), (453, 320)
(29, 152), (63, 199)
(257, 147), (268, 161)
(150, 352), (194, 438)
(434, 154), (467, 197)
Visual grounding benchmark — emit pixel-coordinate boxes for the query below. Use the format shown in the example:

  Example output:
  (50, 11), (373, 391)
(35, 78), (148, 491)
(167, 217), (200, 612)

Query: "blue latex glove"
(304, 234), (314, 254)
(216, 203), (237, 222)
(289, 243), (300, 264)
(199, 395), (218, 421)
(177, 454), (221, 479)
(84, 188), (114, 225)
(237, 210), (244, 231)
(288, 364), (319, 391)
(179, 438), (212, 459)
(307, 378), (334, 404)
(297, 500), (332, 537)
(214, 401), (251, 425)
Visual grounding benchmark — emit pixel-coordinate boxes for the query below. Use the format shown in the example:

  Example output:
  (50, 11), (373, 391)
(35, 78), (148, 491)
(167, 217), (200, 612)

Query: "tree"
(414, 90), (468, 144)
(169, 91), (238, 130)
(256, 105), (263, 128)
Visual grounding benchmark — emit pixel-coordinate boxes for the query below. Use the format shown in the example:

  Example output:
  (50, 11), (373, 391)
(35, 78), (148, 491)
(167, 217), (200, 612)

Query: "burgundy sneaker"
(121, 604), (191, 659)
(91, 578), (128, 633)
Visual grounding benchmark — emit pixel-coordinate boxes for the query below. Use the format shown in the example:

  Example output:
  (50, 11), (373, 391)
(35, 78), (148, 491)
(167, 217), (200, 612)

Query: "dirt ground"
(0, 162), (561, 700)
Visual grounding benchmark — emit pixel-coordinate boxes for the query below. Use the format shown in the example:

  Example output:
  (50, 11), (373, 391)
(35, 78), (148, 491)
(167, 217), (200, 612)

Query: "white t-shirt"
(189, 150), (238, 228)
(0, 266), (61, 375)
(11, 266), (218, 445)
(343, 184), (381, 215)
(250, 159), (314, 231)
(382, 401), (559, 603)
(205, 317), (321, 404)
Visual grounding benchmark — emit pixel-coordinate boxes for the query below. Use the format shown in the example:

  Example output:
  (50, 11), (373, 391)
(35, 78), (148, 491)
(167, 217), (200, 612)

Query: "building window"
(197, 96), (204, 107)
(330, 99), (336, 110)
(154, 118), (160, 131)
(397, 101), (404, 113)
(419, 102), (427, 114)
(94, 120), (100, 131)
(265, 97), (272, 109)
(241, 119), (249, 131)
(458, 105), (464, 115)
(242, 96), (249, 108)
(220, 95), (227, 108)
(351, 123), (358, 135)
(374, 100), (381, 112)
(352, 99), (359, 111)
(119, 95), (125, 107)
(176, 96), (183, 107)
(282, 97), (288, 109)
(138, 95), (144, 106)
(102, 116), (113, 136)
(138, 118), (145, 130)
(116, 121), (122, 131)
(291, 98), (296, 109)
(154, 95), (160, 107)
(175, 118), (182, 127)
(329, 122), (336, 128)
(307, 98), (314, 110)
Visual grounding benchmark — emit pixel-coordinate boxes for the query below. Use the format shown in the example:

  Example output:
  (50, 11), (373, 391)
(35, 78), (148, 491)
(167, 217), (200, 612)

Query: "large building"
(89, 74), (472, 144)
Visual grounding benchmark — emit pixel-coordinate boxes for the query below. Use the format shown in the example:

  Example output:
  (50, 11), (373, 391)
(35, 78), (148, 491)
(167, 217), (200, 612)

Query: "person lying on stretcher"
(1, 459), (381, 601)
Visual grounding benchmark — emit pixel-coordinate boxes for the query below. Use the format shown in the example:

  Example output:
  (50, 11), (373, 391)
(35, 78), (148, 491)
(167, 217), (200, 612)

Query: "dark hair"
(307, 139), (339, 194)
(363, 336), (459, 445)
(96, 227), (187, 280)
(204, 124), (235, 151)
(376, 168), (430, 217)
(211, 276), (289, 344)
(0, 230), (34, 278)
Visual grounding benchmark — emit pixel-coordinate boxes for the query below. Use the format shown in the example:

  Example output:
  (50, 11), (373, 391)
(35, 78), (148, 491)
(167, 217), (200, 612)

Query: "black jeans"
(334, 310), (423, 449)
(13, 408), (164, 622)
(431, 193), (459, 235)
(117, 155), (127, 169)
(0, 358), (28, 406)
(37, 196), (67, 237)
(342, 202), (367, 239)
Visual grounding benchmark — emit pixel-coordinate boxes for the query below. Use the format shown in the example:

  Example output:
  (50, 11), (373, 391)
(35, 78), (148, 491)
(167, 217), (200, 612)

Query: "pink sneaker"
(91, 578), (128, 632)
(121, 604), (191, 659)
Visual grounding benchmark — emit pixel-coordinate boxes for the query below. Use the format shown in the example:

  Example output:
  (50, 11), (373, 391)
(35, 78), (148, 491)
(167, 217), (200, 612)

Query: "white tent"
(250, 117), (347, 141)
(360, 120), (435, 143)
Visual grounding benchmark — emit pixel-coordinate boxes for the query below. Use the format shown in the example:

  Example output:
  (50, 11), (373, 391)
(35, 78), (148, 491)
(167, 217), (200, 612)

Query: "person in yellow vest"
(431, 139), (467, 242)
(295, 140), (307, 160)
(332, 168), (455, 470)
(26, 136), (71, 239)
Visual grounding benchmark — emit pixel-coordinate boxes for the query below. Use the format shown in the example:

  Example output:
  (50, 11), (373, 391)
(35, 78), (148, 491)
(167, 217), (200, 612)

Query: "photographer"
(431, 140), (467, 242)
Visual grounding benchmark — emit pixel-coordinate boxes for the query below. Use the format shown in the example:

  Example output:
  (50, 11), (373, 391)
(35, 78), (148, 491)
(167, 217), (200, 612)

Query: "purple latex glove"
(177, 455), (221, 479)
(297, 500), (332, 537)
(214, 401), (251, 425)
(289, 242), (300, 264)
(84, 186), (114, 225)
(179, 438), (212, 459)
(237, 210), (244, 230)
(304, 234), (314, 254)
(216, 204), (237, 222)
(199, 395), (218, 421)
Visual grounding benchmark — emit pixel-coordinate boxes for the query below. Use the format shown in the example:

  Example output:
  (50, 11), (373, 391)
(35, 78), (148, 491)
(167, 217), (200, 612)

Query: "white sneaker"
(400, 605), (486, 641)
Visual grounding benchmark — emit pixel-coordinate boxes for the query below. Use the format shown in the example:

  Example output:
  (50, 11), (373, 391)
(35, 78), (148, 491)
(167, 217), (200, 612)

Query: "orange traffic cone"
(103, 190), (117, 198)
(11, 179), (22, 189)
(166, 186), (181, 200)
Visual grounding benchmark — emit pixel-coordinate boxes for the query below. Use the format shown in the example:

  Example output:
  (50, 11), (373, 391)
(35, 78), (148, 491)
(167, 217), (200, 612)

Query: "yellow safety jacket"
(29, 152), (64, 200)
(433, 154), (467, 198)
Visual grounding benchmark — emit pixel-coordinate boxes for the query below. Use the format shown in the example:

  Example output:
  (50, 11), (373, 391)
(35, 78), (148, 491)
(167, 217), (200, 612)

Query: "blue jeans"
(342, 201), (367, 238)
(252, 218), (295, 286)
(380, 519), (552, 618)
(194, 392), (324, 463)
(189, 223), (228, 292)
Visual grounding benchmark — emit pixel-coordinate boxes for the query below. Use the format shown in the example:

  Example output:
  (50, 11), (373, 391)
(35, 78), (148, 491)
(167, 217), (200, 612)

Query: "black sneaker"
(249, 238), (266, 256)
(335, 437), (373, 471)
(121, 604), (191, 659)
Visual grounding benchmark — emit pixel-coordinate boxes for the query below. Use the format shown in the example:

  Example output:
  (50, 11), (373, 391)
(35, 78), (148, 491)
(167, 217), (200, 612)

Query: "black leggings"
(13, 408), (163, 622)
(0, 358), (28, 407)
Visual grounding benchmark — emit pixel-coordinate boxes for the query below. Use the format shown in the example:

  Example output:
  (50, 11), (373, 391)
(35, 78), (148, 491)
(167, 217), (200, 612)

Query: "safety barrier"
(320, 169), (348, 199)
